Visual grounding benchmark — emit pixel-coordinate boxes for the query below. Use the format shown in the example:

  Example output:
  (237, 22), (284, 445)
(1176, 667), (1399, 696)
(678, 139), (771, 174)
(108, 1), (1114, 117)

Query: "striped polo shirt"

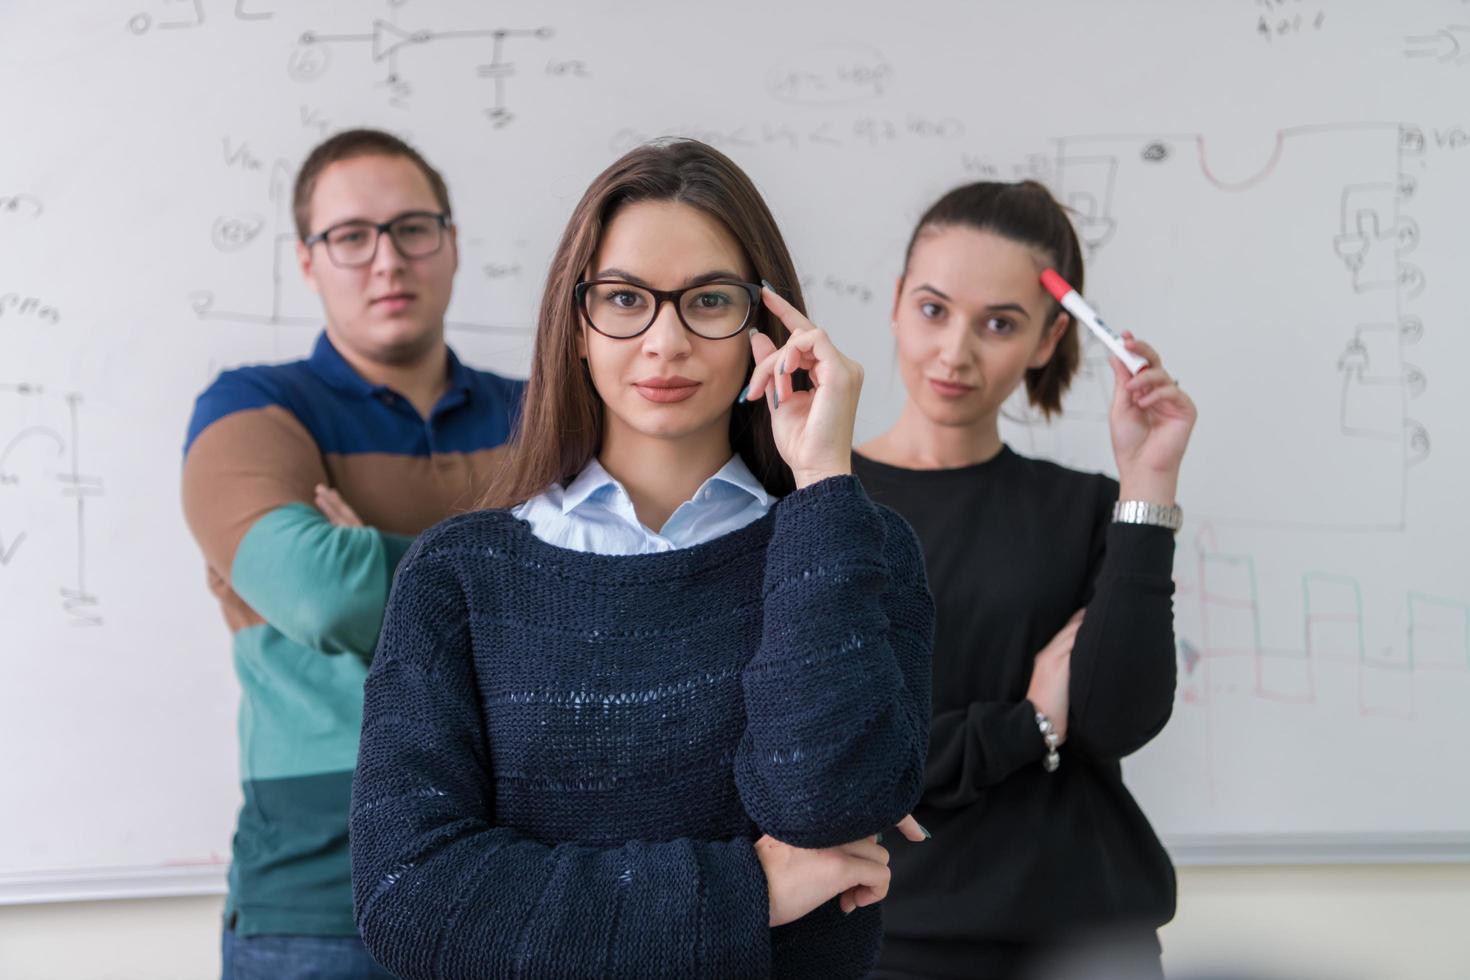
(182, 331), (523, 937)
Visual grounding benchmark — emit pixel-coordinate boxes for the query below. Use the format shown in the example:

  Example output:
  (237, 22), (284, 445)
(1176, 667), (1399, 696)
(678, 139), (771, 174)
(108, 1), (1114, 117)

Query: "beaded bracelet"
(1035, 712), (1061, 772)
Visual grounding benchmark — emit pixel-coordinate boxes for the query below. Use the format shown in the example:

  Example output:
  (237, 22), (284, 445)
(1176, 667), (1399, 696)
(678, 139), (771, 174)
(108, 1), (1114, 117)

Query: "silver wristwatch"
(1112, 499), (1183, 533)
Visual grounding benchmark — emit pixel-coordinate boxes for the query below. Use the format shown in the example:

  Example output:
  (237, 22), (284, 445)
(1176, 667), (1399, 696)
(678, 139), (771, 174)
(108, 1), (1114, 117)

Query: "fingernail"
(747, 326), (759, 339)
(778, 356), (786, 377)
(875, 832), (884, 844)
(773, 386), (780, 410)
(761, 278), (776, 293)
(919, 822), (932, 840)
(736, 383), (749, 404)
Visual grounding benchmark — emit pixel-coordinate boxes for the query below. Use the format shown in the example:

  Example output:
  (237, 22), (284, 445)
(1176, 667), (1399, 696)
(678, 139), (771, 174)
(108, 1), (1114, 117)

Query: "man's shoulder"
(184, 358), (320, 455)
(462, 364), (527, 404)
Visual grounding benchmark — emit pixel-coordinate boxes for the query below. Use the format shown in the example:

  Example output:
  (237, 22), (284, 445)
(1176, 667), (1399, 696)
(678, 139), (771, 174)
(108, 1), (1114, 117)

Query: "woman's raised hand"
(742, 283), (865, 490)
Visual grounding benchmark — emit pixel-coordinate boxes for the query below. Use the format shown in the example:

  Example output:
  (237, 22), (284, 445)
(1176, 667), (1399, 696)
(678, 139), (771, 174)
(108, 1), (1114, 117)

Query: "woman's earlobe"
(1029, 314), (1071, 368)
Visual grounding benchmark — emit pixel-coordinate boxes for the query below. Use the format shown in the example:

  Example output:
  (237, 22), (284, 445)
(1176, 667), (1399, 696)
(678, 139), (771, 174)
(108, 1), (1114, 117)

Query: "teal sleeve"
(232, 502), (407, 656)
(381, 532), (417, 575)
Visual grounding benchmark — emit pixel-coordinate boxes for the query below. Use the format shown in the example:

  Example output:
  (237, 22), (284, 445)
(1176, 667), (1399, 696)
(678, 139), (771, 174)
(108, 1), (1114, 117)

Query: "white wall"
(2, 866), (1466, 980)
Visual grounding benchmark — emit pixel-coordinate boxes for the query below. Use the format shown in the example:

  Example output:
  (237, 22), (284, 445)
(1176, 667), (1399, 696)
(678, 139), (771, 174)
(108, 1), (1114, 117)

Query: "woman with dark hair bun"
(856, 180), (1198, 979)
(347, 140), (933, 979)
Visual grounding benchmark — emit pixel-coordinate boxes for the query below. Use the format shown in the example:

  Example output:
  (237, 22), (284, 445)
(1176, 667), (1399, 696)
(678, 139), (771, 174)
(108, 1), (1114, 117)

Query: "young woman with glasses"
(347, 140), (935, 979)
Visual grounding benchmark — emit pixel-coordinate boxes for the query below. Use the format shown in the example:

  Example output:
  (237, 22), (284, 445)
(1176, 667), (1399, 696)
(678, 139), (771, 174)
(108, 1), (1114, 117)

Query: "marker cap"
(1039, 268), (1072, 303)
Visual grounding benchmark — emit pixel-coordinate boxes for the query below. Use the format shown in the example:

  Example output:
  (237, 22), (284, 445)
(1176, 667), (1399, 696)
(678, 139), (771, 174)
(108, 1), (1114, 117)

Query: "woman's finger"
(760, 280), (815, 335)
(1109, 355), (1137, 410)
(749, 327), (778, 365)
(1121, 332), (1161, 370)
(1136, 383), (1193, 413)
(835, 839), (890, 865)
(743, 343), (784, 405)
(773, 353), (803, 412)
(839, 855), (891, 902)
(833, 849), (894, 913)
(742, 330), (780, 404)
(893, 814), (930, 843)
(780, 325), (840, 366)
(747, 327), (838, 407)
(776, 328), (856, 400)
(1124, 366), (1172, 393)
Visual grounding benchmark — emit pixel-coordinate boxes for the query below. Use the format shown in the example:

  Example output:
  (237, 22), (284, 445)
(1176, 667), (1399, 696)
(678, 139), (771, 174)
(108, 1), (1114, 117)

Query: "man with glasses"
(182, 129), (523, 979)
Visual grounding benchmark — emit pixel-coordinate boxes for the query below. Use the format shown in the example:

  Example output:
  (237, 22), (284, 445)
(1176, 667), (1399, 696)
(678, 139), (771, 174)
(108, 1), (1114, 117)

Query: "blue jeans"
(222, 924), (398, 980)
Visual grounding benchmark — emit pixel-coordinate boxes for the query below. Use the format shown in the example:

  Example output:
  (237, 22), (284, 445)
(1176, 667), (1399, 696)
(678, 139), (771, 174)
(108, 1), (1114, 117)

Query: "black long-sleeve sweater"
(853, 448), (1177, 979)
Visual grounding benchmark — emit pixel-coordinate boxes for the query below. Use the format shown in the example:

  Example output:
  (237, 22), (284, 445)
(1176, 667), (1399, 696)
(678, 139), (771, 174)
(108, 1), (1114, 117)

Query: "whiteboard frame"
(1163, 833), (1470, 867)
(0, 865), (227, 905)
(3, 834), (1468, 904)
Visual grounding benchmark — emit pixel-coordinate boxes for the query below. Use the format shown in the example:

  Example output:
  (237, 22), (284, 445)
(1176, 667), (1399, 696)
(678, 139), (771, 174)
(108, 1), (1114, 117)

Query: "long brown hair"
(480, 139), (803, 510)
(903, 180), (1084, 419)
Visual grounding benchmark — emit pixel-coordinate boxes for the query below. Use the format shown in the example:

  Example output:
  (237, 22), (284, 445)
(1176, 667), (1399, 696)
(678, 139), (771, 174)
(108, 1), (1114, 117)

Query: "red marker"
(1040, 269), (1148, 374)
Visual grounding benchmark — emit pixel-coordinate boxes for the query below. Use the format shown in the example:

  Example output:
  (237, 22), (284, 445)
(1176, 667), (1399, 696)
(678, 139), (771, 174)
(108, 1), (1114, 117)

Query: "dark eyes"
(692, 291), (732, 308)
(917, 300), (1015, 336)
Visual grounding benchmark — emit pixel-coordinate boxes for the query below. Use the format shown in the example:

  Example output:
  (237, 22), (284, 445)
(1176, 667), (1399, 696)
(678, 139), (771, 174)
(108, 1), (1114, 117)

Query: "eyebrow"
(594, 268), (747, 288)
(911, 283), (1031, 318)
(911, 283), (953, 302)
(318, 209), (439, 231)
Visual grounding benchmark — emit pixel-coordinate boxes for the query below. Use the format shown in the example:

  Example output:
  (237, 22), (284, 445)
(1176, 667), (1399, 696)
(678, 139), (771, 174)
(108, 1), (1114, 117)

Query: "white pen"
(1040, 268), (1149, 375)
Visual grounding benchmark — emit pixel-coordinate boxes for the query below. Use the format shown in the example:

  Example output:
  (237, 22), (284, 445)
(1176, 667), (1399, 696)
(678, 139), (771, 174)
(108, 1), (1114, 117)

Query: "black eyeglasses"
(303, 211), (451, 268)
(574, 279), (761, 340)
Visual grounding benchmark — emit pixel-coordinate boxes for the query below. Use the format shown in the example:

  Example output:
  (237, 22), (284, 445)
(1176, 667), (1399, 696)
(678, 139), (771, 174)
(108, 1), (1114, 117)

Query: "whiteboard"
(3, 0), (1468, 902)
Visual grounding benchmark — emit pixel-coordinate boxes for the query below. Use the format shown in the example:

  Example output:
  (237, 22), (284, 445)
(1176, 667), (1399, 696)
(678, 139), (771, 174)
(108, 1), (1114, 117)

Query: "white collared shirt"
(511, 455), (773, 555)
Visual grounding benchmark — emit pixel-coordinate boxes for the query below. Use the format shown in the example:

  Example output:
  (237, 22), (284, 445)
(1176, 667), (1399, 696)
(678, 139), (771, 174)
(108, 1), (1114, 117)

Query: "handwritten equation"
(0, 387), (104, 626)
